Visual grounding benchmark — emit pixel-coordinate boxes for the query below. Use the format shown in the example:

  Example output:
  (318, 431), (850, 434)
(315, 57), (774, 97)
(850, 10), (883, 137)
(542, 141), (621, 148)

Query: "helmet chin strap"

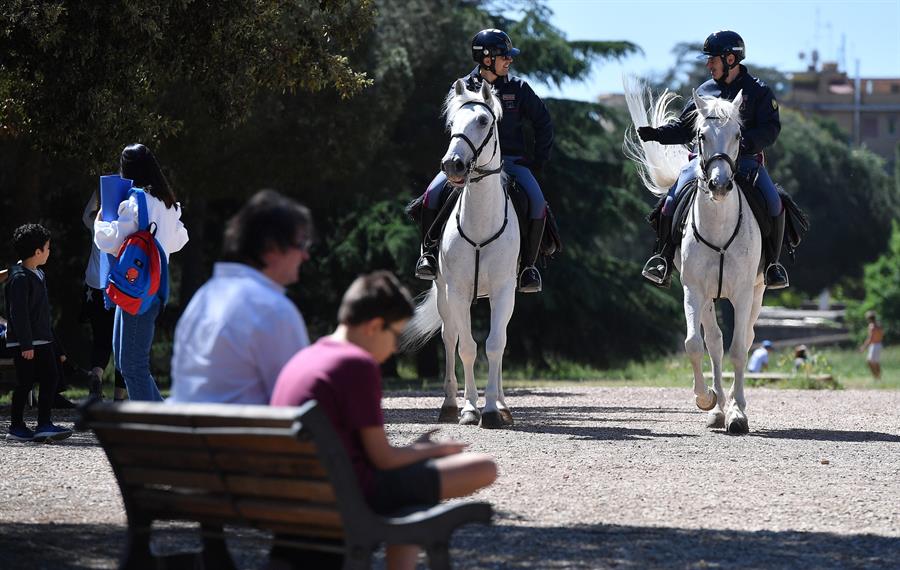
(481, 56), (499, 76)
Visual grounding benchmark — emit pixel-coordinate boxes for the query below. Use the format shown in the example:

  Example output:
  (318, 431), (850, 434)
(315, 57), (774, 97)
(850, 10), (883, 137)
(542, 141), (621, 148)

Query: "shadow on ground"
(3, 520), (895, 570)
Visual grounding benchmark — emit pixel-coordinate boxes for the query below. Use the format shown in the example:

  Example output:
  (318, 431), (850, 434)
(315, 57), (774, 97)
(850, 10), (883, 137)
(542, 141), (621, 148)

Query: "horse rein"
(690, 185), (744, 300)
(449, 101), (503, 183)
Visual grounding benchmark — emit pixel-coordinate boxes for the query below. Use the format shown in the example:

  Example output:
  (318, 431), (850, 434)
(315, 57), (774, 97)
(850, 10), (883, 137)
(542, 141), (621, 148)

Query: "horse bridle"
(449, 101), (503, 183)
(695, 122), (739, 192)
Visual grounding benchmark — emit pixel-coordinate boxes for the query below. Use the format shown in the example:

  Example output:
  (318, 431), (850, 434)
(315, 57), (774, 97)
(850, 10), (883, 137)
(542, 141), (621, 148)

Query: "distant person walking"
(94, 144), (189, 401)
(81, 189), (127, 400)
(860, 311), (884, 380)
(747, 340), (773, 373)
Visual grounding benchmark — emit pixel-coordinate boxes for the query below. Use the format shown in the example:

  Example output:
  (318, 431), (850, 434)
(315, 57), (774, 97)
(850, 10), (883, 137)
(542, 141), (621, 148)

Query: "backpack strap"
(128, 188), (150, 232)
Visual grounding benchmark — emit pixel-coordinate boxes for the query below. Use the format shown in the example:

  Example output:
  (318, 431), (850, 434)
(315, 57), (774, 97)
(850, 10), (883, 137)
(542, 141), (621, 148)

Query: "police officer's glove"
(637, 126), (660, 142)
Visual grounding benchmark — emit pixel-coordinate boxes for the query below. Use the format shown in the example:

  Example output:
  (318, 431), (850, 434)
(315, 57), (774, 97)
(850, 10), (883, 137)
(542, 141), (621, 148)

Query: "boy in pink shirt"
(272, 271), (496, 570)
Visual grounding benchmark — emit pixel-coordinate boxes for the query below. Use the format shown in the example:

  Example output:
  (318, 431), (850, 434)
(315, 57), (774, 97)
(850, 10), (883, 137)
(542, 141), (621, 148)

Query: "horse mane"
(691, 95), (744, 130)
(442, 83), (504, 130)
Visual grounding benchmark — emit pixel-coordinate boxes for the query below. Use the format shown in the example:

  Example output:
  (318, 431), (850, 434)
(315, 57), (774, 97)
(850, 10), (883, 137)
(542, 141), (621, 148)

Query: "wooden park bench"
(78, 399), (493, 570)
(704, 371), (836, 388)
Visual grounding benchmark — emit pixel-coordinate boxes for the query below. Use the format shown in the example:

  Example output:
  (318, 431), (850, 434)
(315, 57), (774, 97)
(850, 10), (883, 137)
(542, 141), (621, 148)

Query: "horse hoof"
(695, 390), (717, 411)
(459, 409), (480, 426)
(706, 411), (725, 429)
(438, 406), (459, 423)
(499, 408), (514, 426)
(726, 415), (749, 435)
(480, 411), (505, 429)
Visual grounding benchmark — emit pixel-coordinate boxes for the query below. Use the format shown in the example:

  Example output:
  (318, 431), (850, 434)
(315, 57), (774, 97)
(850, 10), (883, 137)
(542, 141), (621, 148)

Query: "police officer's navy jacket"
(461, 67), (554, 165)
(655, 65), (781, 156)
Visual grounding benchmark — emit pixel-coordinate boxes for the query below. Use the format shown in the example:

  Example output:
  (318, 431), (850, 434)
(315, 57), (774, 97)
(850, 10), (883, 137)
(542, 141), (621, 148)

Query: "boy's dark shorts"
(370, 459), (441, 514)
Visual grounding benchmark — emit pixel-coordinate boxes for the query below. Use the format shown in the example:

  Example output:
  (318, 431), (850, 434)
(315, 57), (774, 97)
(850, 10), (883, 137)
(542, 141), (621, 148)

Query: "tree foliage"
(854, 221), (900, 343)
(0, 0), (374, 166)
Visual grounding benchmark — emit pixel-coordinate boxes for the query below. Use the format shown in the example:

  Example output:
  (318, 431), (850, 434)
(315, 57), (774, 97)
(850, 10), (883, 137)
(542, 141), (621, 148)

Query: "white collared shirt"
(168, 262), (310, 404)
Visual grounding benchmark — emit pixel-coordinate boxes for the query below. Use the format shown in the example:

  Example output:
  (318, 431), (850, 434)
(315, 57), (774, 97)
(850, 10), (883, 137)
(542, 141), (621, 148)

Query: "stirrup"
(764, 263), (789, 289)
(641, 255), (670, 285)
(415, 254), (437, 281)
(518, 266), (542, 293)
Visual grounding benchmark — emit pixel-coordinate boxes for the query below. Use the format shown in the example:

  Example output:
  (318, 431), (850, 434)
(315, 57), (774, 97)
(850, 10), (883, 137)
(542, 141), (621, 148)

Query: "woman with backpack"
(94, 144), (189, 401)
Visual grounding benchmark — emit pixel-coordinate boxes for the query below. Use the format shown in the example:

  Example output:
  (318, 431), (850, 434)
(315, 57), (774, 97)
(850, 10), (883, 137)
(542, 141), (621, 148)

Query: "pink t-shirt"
(271, 337), (384, 496)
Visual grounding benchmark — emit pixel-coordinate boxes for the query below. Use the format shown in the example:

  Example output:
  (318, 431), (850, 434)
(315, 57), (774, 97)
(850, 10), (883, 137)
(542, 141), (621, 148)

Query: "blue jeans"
(662, 156), (782, 217)
(113, 297), (163, 401)
(424, 155), (546, 219)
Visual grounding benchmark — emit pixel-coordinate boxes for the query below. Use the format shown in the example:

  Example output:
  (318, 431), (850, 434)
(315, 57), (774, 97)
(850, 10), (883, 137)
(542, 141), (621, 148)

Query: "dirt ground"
(1, 386), (898, 569)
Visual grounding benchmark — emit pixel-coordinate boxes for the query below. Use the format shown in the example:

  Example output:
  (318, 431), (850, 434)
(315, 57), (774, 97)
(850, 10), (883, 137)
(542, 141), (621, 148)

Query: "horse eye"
(735, 134), (741, 140)
(699, 134), (705, 141)
(478, 116), (489, 127)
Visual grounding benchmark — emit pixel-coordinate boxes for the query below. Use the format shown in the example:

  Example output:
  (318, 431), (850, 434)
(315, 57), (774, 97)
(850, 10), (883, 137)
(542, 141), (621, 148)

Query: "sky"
(515, 0), (900, 101)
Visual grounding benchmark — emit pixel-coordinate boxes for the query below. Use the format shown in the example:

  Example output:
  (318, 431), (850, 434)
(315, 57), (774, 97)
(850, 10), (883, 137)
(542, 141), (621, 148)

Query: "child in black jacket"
(5, 224), (72, 442)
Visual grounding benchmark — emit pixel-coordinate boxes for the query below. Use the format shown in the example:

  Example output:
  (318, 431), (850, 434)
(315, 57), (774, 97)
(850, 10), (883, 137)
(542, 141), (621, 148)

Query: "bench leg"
(120, 526), (153, 570)
(342, 544), (373, 570)
(201, 524), (237, 570)
(426, 542), (451, 570)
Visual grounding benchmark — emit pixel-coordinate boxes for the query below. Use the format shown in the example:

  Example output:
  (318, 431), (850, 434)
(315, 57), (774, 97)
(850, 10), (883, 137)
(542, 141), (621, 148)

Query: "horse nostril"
(726, 181), (733, 191)
(452, 157), (464, 172)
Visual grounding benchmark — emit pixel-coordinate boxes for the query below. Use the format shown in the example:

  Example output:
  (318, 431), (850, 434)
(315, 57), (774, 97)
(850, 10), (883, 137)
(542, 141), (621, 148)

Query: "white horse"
(623, 78), (765, 434)
(401, 79), (519, 429)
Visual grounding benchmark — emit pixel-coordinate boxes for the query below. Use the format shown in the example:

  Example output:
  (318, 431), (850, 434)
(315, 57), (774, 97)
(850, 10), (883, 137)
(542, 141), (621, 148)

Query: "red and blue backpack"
(105, 189), (169, 315)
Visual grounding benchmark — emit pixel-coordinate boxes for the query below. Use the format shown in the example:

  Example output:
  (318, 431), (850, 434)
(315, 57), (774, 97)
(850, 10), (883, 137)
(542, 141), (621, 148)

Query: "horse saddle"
(649, 175), (808, 264)
(406, 176), (563, 262)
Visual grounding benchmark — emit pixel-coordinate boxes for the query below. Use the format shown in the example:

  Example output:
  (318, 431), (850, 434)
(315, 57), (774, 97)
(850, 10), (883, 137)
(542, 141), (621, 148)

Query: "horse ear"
(692, 89), (706, 116)
(454, 79), (466, 96)
(480, 79), (492, 102)
(732, 90), (744, 111)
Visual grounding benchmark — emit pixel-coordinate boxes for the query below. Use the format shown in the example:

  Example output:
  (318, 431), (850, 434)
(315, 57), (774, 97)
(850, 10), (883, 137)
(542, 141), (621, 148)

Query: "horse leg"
(725, 291), (757, 435)
(481, 283), (516, 429)
(684, 288), (716, 411)
(701, 303), (726, 428)
(454, 301), (480, 426)
(438, 322), (460, 423)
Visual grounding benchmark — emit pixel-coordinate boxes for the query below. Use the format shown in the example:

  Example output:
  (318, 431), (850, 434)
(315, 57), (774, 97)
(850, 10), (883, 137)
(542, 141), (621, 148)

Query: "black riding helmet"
(471, 29), (520, 74)
(699, 30), (745, 69)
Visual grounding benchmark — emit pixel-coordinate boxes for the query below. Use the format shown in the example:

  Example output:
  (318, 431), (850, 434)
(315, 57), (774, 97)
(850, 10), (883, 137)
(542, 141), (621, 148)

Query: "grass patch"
(391, 345), (900, 391)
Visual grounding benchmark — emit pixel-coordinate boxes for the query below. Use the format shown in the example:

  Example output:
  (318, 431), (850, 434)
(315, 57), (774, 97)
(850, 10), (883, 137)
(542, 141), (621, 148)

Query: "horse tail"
(622, 75), (691, 197)
(399, 285), (442, 353)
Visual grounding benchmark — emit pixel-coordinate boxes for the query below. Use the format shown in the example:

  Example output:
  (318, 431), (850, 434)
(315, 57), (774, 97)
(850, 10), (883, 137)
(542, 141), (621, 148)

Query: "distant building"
(782, 62), (900, 165)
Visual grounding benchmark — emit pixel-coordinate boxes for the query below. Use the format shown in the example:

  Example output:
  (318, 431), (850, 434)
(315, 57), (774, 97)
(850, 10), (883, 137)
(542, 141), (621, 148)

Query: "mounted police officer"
(415, 28), (554, 293)
(637, 30), (789, 289)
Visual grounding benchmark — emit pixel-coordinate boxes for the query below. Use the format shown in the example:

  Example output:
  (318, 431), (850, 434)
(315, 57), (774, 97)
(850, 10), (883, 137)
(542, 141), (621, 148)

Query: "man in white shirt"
(169, 190), (313, 404)
(747, 340), (773, 373)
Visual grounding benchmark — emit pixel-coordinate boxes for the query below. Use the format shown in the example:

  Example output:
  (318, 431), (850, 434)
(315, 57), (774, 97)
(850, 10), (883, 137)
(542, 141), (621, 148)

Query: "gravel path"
(2, 387), (899, 569)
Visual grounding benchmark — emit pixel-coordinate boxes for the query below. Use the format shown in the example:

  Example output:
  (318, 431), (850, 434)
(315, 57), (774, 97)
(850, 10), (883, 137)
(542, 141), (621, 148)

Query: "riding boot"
(764, 208), (789, 289)
(415, 207), (440, 280)
(518, 217), (546, 293)
(642, 214), (675, 288)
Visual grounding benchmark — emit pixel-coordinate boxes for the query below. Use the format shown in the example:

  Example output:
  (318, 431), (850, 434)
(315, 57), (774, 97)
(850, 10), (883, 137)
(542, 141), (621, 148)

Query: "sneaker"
(33, 423), (73, 442)
(6, 425), (35, 442)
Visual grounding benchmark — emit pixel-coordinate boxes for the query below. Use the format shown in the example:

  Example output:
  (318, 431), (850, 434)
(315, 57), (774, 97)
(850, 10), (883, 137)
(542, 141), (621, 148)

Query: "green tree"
(857, 221), (900, 343)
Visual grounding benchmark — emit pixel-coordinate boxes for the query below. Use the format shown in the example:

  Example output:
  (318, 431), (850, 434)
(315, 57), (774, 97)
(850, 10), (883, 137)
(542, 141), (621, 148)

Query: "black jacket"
(656, 65), (781, 155)
(4, 263), (54, 350)
(461, 67), (554, 165)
